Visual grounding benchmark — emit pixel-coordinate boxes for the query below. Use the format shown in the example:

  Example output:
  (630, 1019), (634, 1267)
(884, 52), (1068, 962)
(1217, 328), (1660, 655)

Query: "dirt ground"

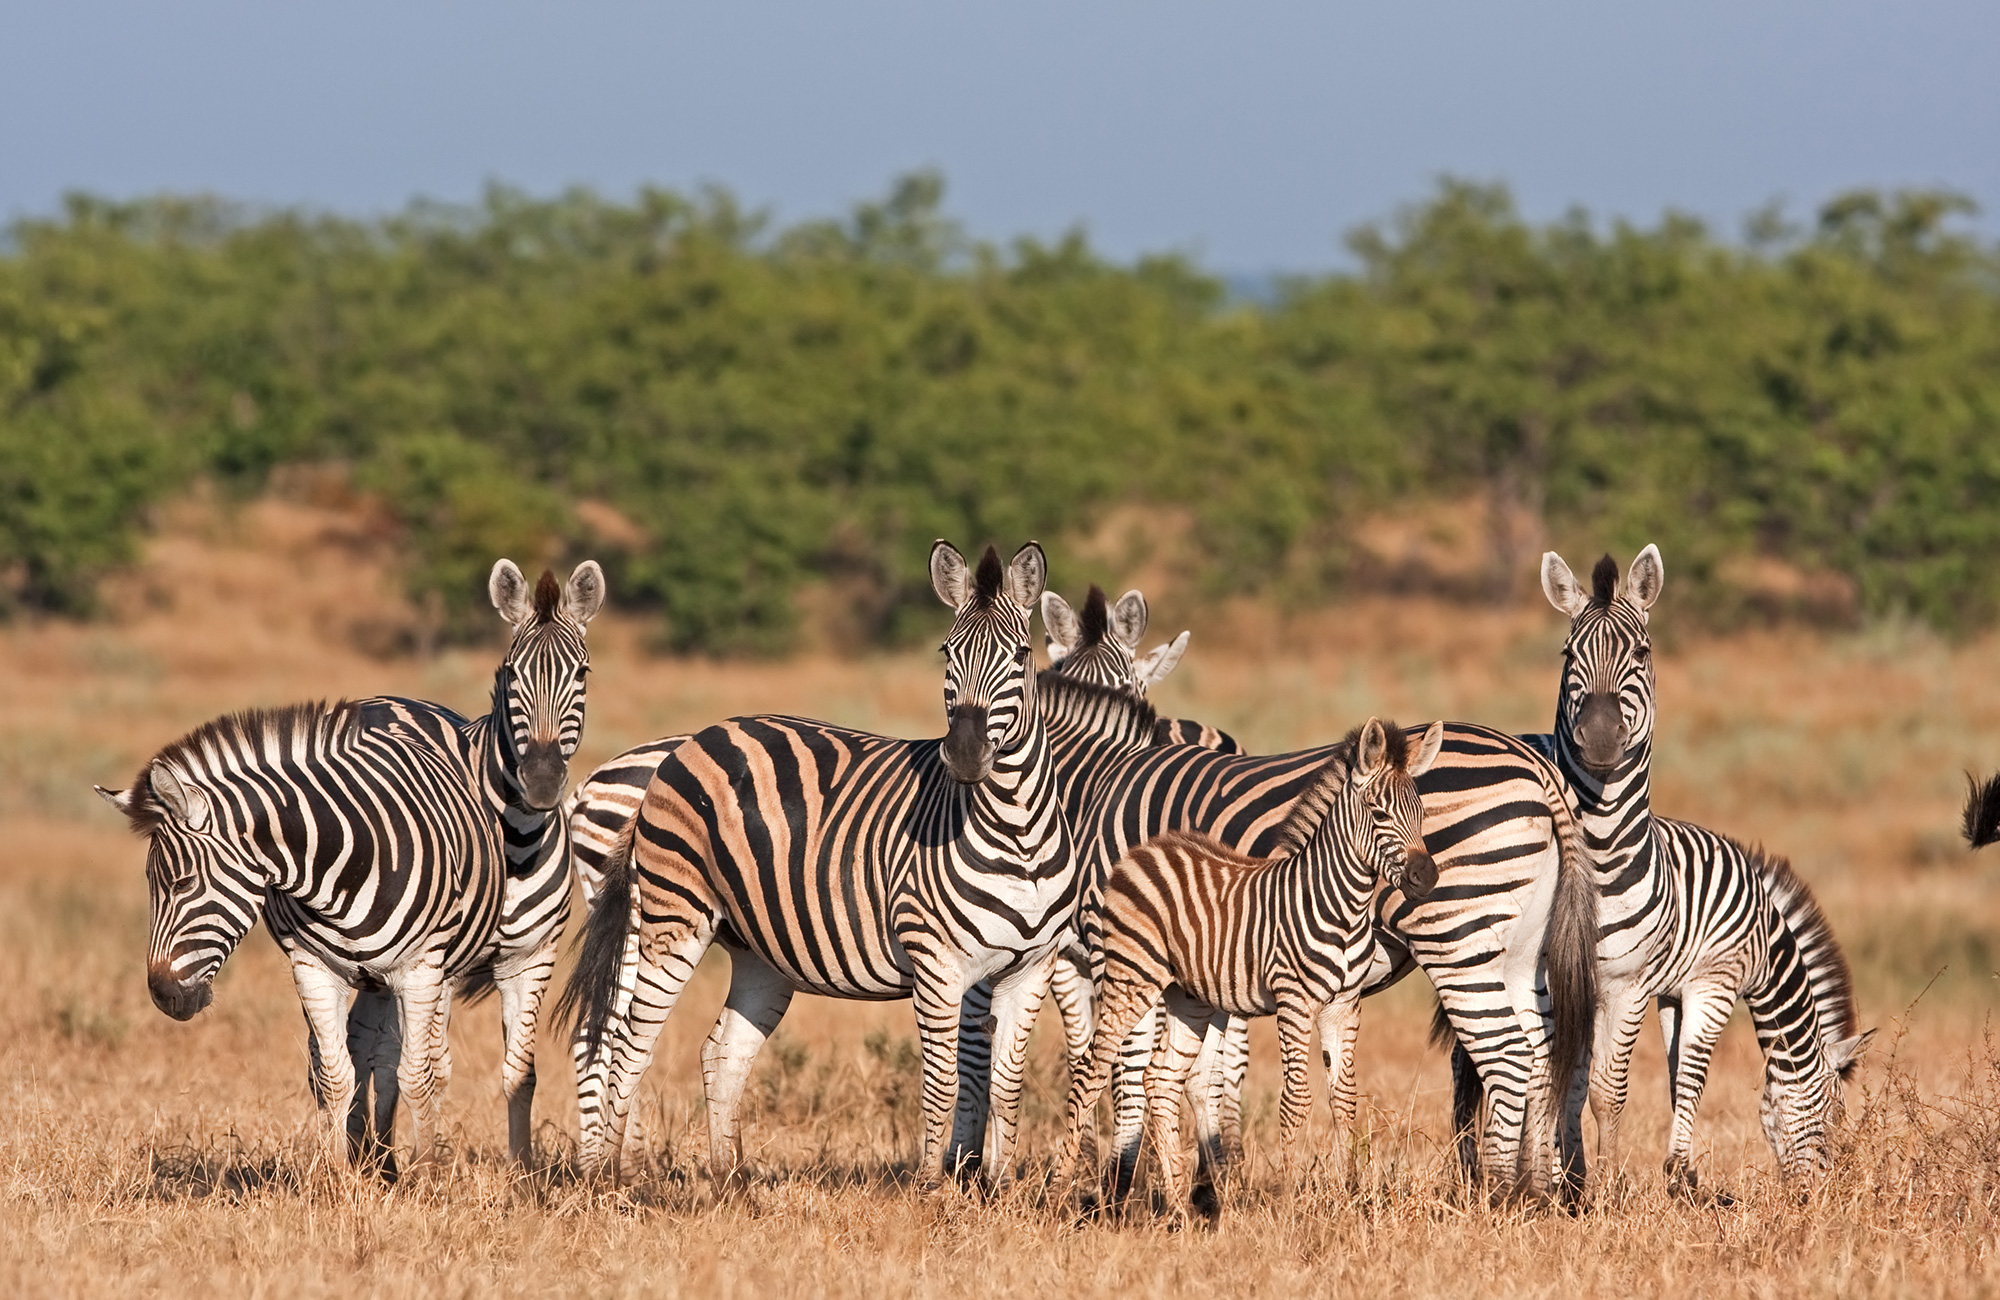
(2, 497), (1995, 1297)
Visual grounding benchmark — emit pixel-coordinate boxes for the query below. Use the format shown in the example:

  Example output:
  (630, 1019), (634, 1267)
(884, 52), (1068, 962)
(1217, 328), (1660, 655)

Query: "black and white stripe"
(563, 542), (1075, 1187)
(1063, 720), (1443, 1214)
(97, 700), (506, 1168)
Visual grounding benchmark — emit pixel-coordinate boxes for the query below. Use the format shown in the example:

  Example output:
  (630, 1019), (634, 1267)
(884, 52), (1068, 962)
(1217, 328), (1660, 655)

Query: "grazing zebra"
(1041, 583), (1242, 752)
(1051, 703), (1597, 1200)
(564, 542), (1076, 1187)
(1064, 720), (1443, 1215)
(96, 700), (505, 1168)
(1445, 547), (1873, 1193)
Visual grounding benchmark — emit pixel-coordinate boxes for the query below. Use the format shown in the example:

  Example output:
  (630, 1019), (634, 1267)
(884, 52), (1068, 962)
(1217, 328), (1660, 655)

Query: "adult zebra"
(564, 542), (1076, 1187)
(98, 559), (604, 1170)
(97, 700), (505, 1168)
(1041, 583), (1241, 752)
(347, 560), (605, 1167)
(1444, 547), (1874, 1193)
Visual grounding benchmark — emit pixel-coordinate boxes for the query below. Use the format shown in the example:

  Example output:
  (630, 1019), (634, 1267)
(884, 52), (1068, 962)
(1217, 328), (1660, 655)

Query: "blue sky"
(3, 1), (1993, 269)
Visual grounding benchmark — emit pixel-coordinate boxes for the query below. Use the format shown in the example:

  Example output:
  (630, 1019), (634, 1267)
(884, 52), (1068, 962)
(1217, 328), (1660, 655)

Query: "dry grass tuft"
(3, 496), (1998, 1297)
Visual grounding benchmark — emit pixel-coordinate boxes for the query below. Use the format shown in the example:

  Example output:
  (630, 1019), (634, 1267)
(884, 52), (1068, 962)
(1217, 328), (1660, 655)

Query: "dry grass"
(3, 497), (1998, 1297)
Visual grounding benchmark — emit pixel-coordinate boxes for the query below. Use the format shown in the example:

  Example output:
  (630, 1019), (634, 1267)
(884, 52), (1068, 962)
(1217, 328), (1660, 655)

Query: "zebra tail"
(1427, 999), (1456, 1052)
(553, 811), (638, 1066)
(1543, 789), (1601, 1110)
(1963, 771), (2000, 848)
(456, 962), (498, 1006)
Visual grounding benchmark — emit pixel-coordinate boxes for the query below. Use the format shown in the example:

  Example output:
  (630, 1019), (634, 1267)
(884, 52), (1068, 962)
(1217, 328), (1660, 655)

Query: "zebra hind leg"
(1147, 990), (1211, 1223)
(495, 940), (559, 1167)
(700, 948), (795, 1183)
(345, 987), (404, 1180)
(979, 949), (1057, 1191)
(950, 979), (995, 1181)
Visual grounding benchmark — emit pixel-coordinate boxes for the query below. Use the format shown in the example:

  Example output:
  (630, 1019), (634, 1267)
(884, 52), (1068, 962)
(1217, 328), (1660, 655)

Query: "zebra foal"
(1064, 719), (1443, 1215)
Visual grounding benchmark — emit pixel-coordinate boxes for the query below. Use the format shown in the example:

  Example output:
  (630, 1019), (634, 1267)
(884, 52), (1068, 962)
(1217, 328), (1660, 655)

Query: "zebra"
(347, 560), (605, 1167)
(1047, 700), (1597, 1201)
(563, 541), (1076, 1188)
(1444, 546), (1874, 1194)
(96, 700), (506, 1169)
(1041, 583), (1241, 752)
(1063, 719), (1444, 1216)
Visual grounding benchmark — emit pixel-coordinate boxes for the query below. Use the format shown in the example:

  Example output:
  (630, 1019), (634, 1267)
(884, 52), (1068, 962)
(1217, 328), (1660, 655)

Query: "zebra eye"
(1635, 644), (1652, 661)
(1014, 645), (1031, 663)
(575, 664), (590, 680)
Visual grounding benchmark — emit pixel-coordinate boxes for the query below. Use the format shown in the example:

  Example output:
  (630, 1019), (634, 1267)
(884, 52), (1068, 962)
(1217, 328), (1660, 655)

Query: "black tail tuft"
(1964, 772), (2000, 848)
(553, 813), (639, 1065)
(1428, 1000), (1457, 1052)
(455, 962), (498, 1006)
(1543, 788), (1601, 1117)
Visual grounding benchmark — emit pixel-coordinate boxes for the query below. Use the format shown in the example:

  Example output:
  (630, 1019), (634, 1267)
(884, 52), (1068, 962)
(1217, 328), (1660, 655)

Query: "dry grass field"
(3, 497), (1998, 1297)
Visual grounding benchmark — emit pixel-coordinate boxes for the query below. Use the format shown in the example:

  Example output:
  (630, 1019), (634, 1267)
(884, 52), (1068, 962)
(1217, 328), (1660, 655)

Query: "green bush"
(1, 176), (1996, 648)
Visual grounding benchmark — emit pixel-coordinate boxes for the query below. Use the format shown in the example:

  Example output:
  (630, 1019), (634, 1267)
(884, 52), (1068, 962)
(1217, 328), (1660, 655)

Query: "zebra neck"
(1273, 810), (1374, 923)
(1555, 728), (1657, 883)
(964, 711), (1064, 851)
(467, 711), (557, 846)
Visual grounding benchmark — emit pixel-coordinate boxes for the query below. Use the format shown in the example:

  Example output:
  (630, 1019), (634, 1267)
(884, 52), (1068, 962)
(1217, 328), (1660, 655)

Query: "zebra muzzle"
(1573, 692), (1629, 772)
(941, 705), (994, 783)
(518, 739), (569, 809)
(148, 964), (214, 1021)
(1401, 847), (1439, 900)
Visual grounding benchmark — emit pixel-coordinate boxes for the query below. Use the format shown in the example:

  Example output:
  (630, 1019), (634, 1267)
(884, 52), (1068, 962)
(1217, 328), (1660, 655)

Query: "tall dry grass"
(2, 497), (1996, 1297)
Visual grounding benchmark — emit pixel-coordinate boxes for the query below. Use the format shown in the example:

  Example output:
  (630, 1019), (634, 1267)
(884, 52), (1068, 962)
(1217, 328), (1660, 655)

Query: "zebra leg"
(951, 979), (995, 1176)
(1588, 983), (1650, 1187)
(1060, 964), (1167, 1200)
(589, 916), (718, 1181)
(1218, 1016), (1250, 1168)
(1316, 992), (1363, 1187)
(1108, 1001), (1163, 1201)
(1148, 989), (1210, 1220)
(1659, 983), (1733, 1196)
(980, 948), (1056, 1189)
(345, 987), (403, 1176)
(910, 963), (979, 1191)
(1271, 987), (1319, 1190)
(700, 947), (795, 1180)
(1047, 950), (1097, 1167)
(388, 954), (452, 1170)
(572, 892), (650, 1173)
(495, 938), (559, 1167)
(1435, 996), (1535, 1200)
(1188, 1013), (1230, 1186)
(293, 956), (361, 1169)
(1448, 1041), (1482, 1182)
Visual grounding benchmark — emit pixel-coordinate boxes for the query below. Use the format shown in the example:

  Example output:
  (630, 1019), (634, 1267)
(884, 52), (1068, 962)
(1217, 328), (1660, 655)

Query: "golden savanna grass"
(3, 497), (1998, 1297)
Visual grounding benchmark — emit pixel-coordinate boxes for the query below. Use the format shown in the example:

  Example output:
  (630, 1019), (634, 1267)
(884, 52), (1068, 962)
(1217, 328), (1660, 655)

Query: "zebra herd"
(99, 537), (1902, 1213)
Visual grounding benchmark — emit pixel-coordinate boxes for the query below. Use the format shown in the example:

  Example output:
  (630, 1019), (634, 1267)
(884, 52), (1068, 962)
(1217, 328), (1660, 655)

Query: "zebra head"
(1041, 584), (1190, 697)
(1542, 545), (1663, 778)
(96, 759), (264, 1021)
(1287, 718), (1444, 900)
(489, 559), (607, 810)
(931, 540), (1046, 784)
(1760, 1027), (1876, 1179)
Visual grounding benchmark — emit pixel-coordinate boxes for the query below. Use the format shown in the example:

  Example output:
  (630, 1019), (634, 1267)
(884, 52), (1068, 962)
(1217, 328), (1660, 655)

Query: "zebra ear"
(1354, 717), (1390, 782)
(94, 784), (134, 815)
(149, 762), (211, 832)
(1830, 1028), (1876, 1078)
(1006, 542), (1047, 608)
(1625, 544), (1664, 614)
(1109, 590), (1149, 648)
(1041, 591), (1081, 659)
(1541, 552), (1589, 618)
(564, 560), (607, 626)
(1135, 630), (1190, 691)
(930, 540), (969, 609)
(1411, 721), (1445, 778)
(490, 560), (534, 626)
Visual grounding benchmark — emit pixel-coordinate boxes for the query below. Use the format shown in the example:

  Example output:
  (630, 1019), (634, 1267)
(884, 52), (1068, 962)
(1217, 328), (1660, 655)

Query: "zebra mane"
(532, 569), (562, 623)
(969, 545), (1006, 610)
(115, 700), (358, 835)
(1273, 722), (1411, 856)
(1591, 554), (1619, 604)
(1034, 669), (1158, 738)
(1078, 584), (1110, 647)
(1750, 843), (1861, 1050)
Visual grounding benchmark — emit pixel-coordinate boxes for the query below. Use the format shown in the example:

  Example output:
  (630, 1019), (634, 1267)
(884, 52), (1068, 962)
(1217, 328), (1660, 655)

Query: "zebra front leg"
(1315, 991), (1363, 1188)
(910, 968), (976, 1191)
(981, 948), (1056, 1189)
(571, 896), (651, 1173)
(1148, 989), (1211, 1220)
(495, 939), (559, 1167)
(951, 979), (995, 1175)
(1047, 949), (1097, 1168)
(1659, 983), (1734, 1197)
(1059, 963), (1167, 1201)
(1270, 986), (1320, 1193)
(1108, 1001), (1163, 1201)
(293, 956), (361, 1170)
(1588, 984), (1650, 1188)
(700, 947), (795, 1180)
(1188, 1012), (1231, 1185)
(388, 954), (452, 1171)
